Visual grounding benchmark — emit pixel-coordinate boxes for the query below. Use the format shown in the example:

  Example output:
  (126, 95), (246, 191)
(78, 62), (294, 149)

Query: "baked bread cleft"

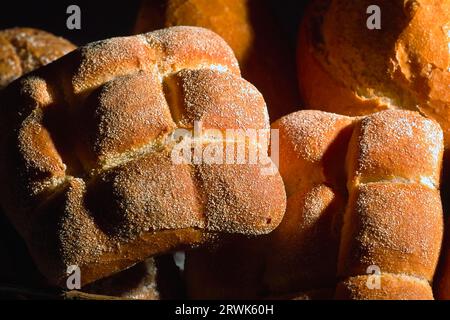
(134, 0), (300, 120)
(298, 0), (450, 146)
(0, 26), (286, 286)
(0, 28), (76, 89)
(185, 109), (444, 300)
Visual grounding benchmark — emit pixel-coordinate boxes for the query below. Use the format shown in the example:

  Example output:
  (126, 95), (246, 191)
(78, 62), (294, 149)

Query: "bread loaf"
(336, 110), (443, 299)
(297, 0), (450, 146)
(0, 26), (286, 286)
(134, 0), (300, 120)
(0, 28), (75, 89)
(185, 110), (444, 300)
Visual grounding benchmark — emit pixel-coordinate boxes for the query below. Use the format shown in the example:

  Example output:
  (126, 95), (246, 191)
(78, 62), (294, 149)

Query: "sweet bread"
(0, 26), (286, 286)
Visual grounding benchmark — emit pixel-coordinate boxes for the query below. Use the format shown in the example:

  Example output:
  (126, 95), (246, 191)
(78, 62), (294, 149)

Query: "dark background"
(0, 0), (310, 47)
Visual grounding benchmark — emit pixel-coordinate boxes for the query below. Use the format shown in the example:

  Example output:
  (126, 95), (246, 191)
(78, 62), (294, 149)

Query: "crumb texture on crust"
(335, 274), (434, 300)
(134, 0), (300, 121)
(338, 110), (443, 300)
(0, 27), (76, 89)
(185, 109), (444, 300)
(298, 0), (450, 146)
(0, 26), (286, 286)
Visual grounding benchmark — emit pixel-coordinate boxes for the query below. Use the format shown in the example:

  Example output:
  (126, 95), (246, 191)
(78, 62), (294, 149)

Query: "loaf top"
(312, 0), (449, 108)
(0, 26), (285, 285)
(299, 0), (450, 141)
(0, 27), (76, 89)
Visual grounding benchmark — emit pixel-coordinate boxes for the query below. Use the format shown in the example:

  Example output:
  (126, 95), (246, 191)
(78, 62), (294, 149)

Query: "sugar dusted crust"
(185, 109), (444, 300)
(298, 0), (450, 146)
(0, 26), (286, 286)
(335, 274), (433, 300)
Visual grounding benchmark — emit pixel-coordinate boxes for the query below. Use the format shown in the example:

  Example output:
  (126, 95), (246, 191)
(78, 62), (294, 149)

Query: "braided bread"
(185, 109), (444, 300)
(0, 28), (75, 89)
(0, 26), (286, 286)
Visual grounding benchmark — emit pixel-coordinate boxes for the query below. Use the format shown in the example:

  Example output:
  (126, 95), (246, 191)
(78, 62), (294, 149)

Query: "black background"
(0, 0), (310, 47)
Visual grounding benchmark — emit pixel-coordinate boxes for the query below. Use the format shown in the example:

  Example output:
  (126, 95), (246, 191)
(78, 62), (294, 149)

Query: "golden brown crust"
(298, 0), (450, 146)
(261, 111), (354, 295)
(0, 26), (286, 286)
(0, 28), (75, 89)
(185, 111), (353, 299)
(346, 110), (443, 189)
(134, 0), (300, 120)
(337, 110), (444, 299)
(338, 183), (443, 280)
(335, 274), (434, 300)
(271, 110), (354, 195)
(185, 109), (444, 300)
(263, 184), (344, 294)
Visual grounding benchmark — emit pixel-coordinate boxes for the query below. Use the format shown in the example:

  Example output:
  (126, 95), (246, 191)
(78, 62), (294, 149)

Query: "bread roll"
(0, 28), (75, 89)
(134, 0), (300, 120)
(185, 110), (444, 300)
(0, 26), (286, 286)
(298, 0), (450, 146)
(263, 112), (354, 295)
(337, 110), (443, 299)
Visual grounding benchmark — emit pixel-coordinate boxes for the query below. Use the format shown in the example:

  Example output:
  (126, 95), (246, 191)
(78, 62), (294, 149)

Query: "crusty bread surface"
(0, 26), (286, 286)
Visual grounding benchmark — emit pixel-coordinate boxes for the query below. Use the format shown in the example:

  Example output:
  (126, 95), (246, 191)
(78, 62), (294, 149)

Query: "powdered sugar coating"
(0, 26), (286, 286)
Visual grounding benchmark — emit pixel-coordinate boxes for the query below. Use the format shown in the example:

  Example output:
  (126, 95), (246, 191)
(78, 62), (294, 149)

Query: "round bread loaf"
(0, 27), (75, 89)
(0, 26), (286, 286)
(298, 0), (450, 146)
